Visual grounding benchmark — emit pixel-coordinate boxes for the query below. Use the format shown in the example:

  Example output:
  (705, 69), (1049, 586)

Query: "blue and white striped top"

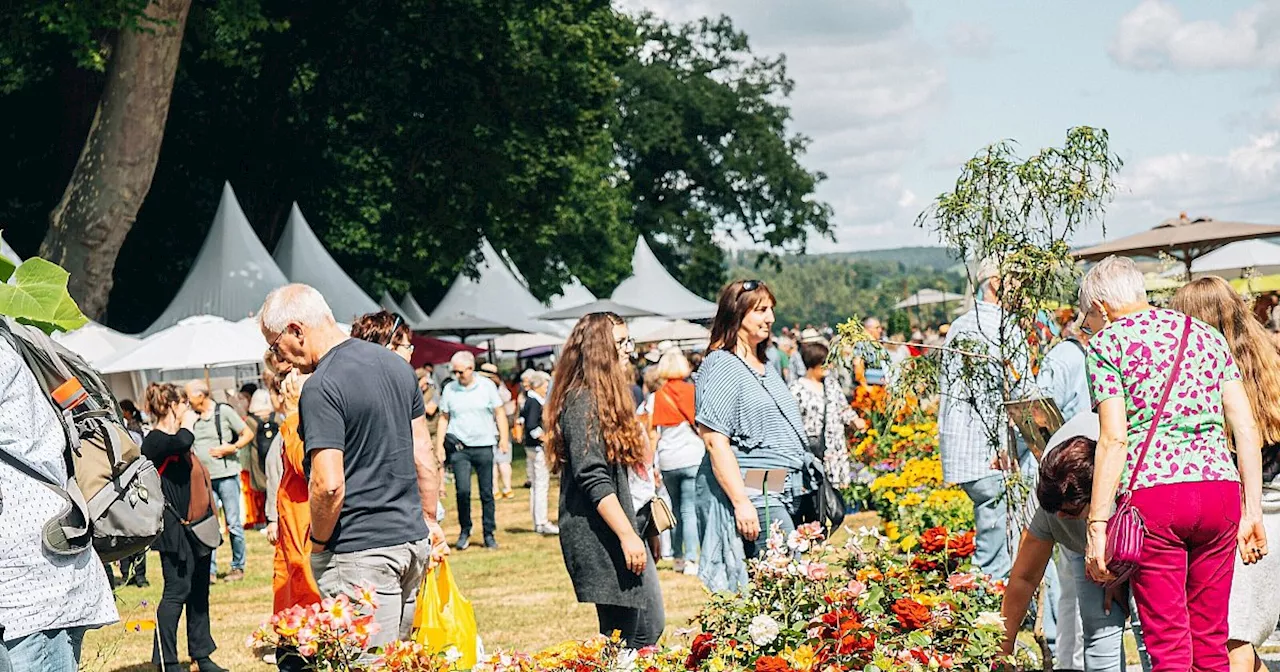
(695, 349), (809, 509)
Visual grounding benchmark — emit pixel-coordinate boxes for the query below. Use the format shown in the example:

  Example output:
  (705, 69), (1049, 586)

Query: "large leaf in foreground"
(0, 258), (89, 334)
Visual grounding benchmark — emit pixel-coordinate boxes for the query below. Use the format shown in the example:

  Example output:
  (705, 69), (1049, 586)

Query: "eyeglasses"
(741, 279), (763, 292)
(269, 328), (288, 357)
(390, 340), (414, 353)
(615, 336), (636, 355)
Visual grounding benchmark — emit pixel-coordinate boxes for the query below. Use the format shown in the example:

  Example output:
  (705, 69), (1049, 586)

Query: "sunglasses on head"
(741, 279), (763, 292)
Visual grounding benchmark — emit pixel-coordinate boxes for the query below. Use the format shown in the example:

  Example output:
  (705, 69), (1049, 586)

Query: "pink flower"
(844, 579), (866, 599)
(947, 572), (977, 591)
(297, 640), (318, 658)
(802, 561), (829, 581)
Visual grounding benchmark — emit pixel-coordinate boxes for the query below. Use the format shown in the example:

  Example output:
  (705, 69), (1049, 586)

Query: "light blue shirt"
(1035, 339), (1090, 421)
(440, 376), (502, 447)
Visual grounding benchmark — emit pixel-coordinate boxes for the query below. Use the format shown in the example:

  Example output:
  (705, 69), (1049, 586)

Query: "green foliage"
(618, 14), (833, 298)
(727, 250), (965, 329)
(0, 257), (89, 334)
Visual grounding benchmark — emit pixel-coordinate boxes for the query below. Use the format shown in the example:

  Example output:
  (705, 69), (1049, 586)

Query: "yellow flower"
(899, 535), (918, 552)
(901, 492), (923, 507)
(884, 521), (900, 541)
(786, 645), (818, 672)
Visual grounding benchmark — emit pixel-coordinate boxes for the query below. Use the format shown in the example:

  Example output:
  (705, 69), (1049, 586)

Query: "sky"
(615, 0), (1280, 252)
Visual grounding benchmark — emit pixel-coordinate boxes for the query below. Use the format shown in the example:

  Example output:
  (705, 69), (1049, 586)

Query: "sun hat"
(799, 327), (823, 344)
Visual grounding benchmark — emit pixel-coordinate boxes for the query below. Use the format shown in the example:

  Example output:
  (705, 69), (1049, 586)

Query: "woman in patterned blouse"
(789, 341), (862, 489)
(1079, 256), (1266, 672)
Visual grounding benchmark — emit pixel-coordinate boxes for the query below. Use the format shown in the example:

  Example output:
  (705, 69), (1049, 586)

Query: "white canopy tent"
(54, 322), (141, 368)
(548, 277), (596, 311)
(379, 291), (405, 315)
(99, 315), (269, 374)
(273, 203), (378, 323)
(629, 317), (711, 344)
(894, 289), (965, 309)
(143, 182), (289, 335)
(429, 239), (567, 337)
(1158, 239), (1280, 280)
(610, 237), (717, 320)
(400, 294), (432, 328)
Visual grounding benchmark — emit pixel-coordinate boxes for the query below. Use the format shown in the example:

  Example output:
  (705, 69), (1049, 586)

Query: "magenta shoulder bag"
(1105, 314), (1193, 583)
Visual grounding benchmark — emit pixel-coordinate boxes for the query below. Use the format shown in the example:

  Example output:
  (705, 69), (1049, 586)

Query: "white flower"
(974, 611), (1005, 630)
(748, 614), (781, 647)
(445, 647), (463, 664)
(609, 647), (639, 672)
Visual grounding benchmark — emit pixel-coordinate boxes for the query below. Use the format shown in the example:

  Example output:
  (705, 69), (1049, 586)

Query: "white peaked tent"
(54, 322), (141, 368)
(611, 237), (717, 320)
(400, 294), (432, 328)
(273, 203), (378, 323)
(379, 291), (404, 315)
(430, 239), (567, 336)
(100, 315), (268, 373)
(548, 277), (596, 310)
(143, 182), (288, 335)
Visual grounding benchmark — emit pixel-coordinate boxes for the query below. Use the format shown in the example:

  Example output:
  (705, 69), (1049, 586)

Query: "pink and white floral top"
(1086, 307), (1242, 491)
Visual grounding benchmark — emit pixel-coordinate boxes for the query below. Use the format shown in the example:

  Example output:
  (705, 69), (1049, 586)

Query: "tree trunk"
(39, 0), (192, 320)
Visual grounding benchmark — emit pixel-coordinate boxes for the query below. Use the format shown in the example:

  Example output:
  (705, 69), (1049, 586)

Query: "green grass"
(80, 466), (714, 671)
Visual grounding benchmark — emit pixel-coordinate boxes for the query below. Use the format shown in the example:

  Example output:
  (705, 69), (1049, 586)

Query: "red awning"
(410, 335), (484, 367)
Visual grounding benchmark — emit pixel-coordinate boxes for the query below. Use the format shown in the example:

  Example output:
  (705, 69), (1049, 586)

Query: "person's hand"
(620, 532), (648, 575)
(1085, 521), (1115, 584)
(210, 443), (238, 458)
(853, 416), (868, 432)
(266, 522), (279, 545)
(1238, 516), (1269, 565)
(990, 451), (1016, 472)
(499, 439), (511, 454)
(734, 500), (761, 542)
(426, 519), (449, 555)
(1102, 580), (1128, 616)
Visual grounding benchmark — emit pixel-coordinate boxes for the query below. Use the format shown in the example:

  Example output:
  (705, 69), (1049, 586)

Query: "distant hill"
(822, 246), (961, 271)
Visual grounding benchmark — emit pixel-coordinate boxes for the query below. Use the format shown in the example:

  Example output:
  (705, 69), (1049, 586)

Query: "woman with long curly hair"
(543, 312), (664, 647)
(1172, 276), (1280, 672)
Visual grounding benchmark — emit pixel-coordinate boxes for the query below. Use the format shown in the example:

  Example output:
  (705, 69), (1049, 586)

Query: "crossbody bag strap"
(731, 355), (810, 455)
(1126, 315), (1193, 492)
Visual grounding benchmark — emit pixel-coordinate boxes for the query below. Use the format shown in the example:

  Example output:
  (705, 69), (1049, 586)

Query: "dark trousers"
(450, 445), (496, 537)
(153, 551), (216, 667)
(121, 551), (147, 585)
(595, 559), (665, 648)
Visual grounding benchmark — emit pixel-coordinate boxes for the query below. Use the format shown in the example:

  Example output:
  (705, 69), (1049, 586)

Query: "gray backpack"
(0, 318), (165, 563)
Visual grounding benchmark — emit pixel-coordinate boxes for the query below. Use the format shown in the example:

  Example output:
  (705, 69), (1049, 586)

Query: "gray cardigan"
(557, 391), (651, 608)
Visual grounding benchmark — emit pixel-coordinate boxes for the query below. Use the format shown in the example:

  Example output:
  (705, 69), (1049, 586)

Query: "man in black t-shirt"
(259, 284), (444, 648)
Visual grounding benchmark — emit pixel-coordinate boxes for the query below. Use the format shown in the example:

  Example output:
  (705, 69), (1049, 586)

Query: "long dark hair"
(542, 312), (644, 474)
(708, 279), (776, 362)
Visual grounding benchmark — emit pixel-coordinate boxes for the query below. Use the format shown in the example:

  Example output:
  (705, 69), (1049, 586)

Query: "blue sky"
(617, 0), (1280, 251)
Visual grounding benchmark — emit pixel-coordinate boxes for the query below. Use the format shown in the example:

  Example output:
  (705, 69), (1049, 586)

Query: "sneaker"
(194, 657), (230, 672)
(225, 569), (245, 583)
(455, 532), (471, 551)
(483, 535), (499, 550)
(262, 653), (278, 665)
(672, 559), (686, 574)
(682, 561), (699, 577)
(538, 523), (559, 536)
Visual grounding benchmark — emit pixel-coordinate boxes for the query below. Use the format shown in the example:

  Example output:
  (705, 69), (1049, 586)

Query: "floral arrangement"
(249, 592), (382, 669)
(682, 522), (1016, 672)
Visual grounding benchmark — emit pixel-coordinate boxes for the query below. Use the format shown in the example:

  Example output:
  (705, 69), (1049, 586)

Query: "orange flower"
(919, 526), (950, 554)
(891, 598), (932, 630)
(756, 655), (793, 672)
(948, 531), (976, 559)
(855, 567), (883, 583)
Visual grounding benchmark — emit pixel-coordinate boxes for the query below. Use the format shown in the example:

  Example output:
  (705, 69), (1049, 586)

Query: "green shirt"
(191, 403), (248, 480)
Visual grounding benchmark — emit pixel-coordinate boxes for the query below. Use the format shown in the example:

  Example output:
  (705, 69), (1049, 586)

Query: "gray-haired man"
(259, 284), (443, 648)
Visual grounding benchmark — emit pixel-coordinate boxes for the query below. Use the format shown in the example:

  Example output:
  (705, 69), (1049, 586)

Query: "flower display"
(249, 593), (381, 670)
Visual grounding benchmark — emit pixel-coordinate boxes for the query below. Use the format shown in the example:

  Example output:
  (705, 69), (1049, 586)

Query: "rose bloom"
(919, 526), (950, 554)
(946, 572), (977, 591)
(948, 531), (976, 559)
(686, 633), (716, 670)
(756, 655), (793, 672)
(891, 597), (932, 630)
(803, 561), (830, 581)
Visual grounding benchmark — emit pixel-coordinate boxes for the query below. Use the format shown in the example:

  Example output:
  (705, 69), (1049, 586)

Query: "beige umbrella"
(1073, 214), (1280, 277)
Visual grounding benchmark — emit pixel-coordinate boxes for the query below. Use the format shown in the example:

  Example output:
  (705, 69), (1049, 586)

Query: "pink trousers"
(1130, 480), (1241, 672)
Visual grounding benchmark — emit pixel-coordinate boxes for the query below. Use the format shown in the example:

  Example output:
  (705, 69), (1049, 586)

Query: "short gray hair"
(450, 351), (476, 368)
(1079, 256), (1146, 311)
(260, 284), (336, 333)
(521, 369), (550, 387)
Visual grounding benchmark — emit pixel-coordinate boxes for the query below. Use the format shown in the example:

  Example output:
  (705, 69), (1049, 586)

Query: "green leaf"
(0, 253), (13, 284)
(0, 257), (89, 334)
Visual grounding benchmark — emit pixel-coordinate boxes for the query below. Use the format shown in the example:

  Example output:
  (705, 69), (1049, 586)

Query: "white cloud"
(614, 0), (948, 251)
(1109, 0), (1280, 71)
(946, 21), (995, 59)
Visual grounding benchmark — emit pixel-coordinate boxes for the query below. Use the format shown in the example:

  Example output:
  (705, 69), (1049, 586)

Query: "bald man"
(184, 380), (256, 583)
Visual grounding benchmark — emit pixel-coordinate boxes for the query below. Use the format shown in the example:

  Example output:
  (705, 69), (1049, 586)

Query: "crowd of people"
(3, 253), (1278, 670)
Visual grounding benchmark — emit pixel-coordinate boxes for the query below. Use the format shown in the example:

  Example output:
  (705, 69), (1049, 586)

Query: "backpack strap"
(214, 403), (224, 445)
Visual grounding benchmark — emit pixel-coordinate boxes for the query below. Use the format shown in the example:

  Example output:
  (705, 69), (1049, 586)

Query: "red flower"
(686, 633), (715, 670)
(948, 531), (976, 559)
(919, 526), (950, 553)
(755, 655), (793, 672)
(891, 598), (932, 630)
(911, 556), (940, 572)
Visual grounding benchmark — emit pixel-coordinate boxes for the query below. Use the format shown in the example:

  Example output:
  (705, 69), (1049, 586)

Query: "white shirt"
(0, 338), (117, 640)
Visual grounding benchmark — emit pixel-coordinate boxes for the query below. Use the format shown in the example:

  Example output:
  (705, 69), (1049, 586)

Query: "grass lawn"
(81, 460), (716, 671)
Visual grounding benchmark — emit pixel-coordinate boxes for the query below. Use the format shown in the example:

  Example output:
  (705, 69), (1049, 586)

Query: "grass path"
(81, 465), (714, 670)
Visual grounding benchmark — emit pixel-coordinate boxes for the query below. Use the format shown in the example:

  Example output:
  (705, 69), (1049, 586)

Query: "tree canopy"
(0, 0), (831, 332)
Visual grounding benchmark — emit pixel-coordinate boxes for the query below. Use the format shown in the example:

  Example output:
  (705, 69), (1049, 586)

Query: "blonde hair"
(654, 349), (691, 381)
(1172, 277), (1280, 445)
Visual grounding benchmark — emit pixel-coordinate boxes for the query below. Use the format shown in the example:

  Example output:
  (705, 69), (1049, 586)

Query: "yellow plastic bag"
(412, 559), (478, 668)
